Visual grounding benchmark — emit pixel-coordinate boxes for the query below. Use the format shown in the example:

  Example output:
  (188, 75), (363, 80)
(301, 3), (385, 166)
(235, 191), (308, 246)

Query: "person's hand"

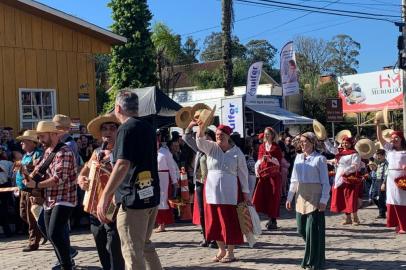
(23, 178), (35, 188)
(318, 203), (327, 212)
(381, 183), (386, 192)
(242, 192), (252, 205)
(187, 120), (197, 129)
(286, 201), (292, 211)
(77, 175), (89, 191)
(97, 193), (110, 223)
(402, 165), (406, 171)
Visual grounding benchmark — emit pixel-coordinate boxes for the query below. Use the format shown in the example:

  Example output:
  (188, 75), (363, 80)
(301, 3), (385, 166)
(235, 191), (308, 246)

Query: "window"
(19, 88), (57, 129)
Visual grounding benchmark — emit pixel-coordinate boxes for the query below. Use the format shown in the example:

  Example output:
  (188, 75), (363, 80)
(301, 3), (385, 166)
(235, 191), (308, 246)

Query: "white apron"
(386, 149), (406, 206)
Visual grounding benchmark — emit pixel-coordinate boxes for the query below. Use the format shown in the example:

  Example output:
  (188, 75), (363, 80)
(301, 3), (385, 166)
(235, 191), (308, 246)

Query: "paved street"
(1, 204), (405, 270)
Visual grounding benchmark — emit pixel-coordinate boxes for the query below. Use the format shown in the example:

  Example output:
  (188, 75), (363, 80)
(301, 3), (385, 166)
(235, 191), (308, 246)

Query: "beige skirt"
(295, 183), (322, 215)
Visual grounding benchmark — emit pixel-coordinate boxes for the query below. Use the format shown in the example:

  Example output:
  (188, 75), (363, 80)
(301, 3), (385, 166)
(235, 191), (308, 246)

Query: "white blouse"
(196, 137), (249, 205)
(287, 152), (331, 205)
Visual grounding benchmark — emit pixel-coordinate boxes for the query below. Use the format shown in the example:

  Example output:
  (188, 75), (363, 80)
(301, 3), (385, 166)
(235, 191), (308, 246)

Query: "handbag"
(394, 175), (406, 191)
(342, 172), (362, 185)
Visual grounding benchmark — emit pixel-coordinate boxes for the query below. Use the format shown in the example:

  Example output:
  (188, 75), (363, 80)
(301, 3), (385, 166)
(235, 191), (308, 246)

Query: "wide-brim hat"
(87, 114), (120, 139)
(375, 106), (389, 128)
(175, 107), (193, 129)
(355, 138), (376, 159)
(191, 103), (211, 120)
(335, 130), (352, 144)
(52, 114), (74, 129)
(375, 141), (382, 150)
(313, 119), (326, 140)
(197, 105), (216, 133)
(16, 130), (39, 143)
(382, 128), (394, 142)
(36, 121), (64, 134)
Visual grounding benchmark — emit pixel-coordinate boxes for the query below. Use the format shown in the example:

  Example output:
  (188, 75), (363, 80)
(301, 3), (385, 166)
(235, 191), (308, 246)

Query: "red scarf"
(335, 148), (357, 163)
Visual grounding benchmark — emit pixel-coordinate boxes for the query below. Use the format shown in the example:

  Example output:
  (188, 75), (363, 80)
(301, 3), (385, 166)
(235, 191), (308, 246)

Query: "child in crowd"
(374, 149), (388, 219)
(367, 161), (378, 205)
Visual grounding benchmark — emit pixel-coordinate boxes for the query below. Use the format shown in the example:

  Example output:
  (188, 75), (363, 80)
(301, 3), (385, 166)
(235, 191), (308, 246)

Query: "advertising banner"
(221, 97), (244, 137)
(245, 61), (263, 102)
(338, 69), (403, 113)
(280, 41), (299, 96)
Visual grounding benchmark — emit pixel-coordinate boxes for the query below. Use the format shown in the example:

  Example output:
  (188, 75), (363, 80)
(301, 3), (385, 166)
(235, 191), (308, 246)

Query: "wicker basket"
(342, 173), (362, 185)
(394, 176), (406, 191)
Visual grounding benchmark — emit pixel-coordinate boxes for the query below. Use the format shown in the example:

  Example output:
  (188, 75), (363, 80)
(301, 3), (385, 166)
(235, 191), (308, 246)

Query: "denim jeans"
(44, 205), (74, 270)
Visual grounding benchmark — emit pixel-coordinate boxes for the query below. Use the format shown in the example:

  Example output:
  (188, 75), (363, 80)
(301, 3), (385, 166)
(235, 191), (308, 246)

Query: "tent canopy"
(246, 104), (313, 125)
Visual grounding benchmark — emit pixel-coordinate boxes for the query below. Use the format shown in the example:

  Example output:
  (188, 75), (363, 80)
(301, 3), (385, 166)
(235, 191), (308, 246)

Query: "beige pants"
(116, 206), (162, 270)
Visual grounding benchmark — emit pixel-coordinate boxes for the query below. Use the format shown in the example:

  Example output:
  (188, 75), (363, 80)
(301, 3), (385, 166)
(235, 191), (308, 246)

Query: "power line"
(302, 0), (400, 7)
(235, 0), (398, 22)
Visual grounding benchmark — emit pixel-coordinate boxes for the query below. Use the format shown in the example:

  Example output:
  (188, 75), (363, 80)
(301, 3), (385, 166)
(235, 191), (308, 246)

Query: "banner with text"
(245, 61), (263, 102)
(280, 41), (299, 96)
(221, 97), (244, 137)
(338, 69), (403, 113)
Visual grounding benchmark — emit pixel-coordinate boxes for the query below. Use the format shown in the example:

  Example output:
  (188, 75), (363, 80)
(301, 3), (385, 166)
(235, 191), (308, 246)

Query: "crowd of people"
(0, 91), (405, 270)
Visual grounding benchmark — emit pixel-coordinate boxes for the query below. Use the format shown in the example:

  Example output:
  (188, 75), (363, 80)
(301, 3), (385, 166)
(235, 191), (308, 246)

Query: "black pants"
(373, 190), (387, 217)
(195, 182), (206, 241)
(44, 205), (73, 270)
(0, 184), (12, 236)
(90, 217), (124, 270)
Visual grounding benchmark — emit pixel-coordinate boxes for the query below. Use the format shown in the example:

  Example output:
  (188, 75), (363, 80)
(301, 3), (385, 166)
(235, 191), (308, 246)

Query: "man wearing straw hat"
(23, 121), (77, 270)
(15, 130), (43, 252)
(97, 90), (162, 270)
(77, 114), (124, 270)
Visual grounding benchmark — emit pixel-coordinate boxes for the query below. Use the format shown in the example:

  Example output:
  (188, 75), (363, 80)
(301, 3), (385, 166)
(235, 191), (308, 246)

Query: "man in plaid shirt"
(24, 121), (77, 270)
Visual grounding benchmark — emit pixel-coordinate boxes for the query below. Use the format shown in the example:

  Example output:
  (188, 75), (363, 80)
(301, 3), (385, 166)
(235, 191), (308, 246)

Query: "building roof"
(169, 60), (279, 90)
(1, 0), (126, 45)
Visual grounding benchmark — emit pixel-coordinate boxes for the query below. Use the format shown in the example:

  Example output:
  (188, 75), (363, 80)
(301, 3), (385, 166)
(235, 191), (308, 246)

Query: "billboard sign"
(338, 69), (403, 113)
(221, 97), (244, 137)
(326, 98), (343, 122)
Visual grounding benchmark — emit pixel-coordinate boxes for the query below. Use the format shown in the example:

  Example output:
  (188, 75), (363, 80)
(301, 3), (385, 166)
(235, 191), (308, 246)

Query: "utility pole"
(402, 0), (406, 134)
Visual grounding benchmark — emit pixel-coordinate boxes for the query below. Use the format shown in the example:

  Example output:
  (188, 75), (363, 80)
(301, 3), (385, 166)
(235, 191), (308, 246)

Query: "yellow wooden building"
(0, 0), (125, 131)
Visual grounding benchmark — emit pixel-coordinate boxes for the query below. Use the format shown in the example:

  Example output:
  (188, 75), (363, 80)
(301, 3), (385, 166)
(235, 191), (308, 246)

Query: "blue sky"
(37, 0), (400, 73)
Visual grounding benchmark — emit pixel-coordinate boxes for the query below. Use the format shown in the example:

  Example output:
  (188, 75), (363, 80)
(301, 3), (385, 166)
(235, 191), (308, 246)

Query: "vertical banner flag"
(245, 61), (263, 103)
(280, 41), (299, 96)
(221, 97), (244, 137)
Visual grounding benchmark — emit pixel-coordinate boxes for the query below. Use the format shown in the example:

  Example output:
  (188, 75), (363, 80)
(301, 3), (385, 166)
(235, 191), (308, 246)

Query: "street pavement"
(0, 203), (405, 270)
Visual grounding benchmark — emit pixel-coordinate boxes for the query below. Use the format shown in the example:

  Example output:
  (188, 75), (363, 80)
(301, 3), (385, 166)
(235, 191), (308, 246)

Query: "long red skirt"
(252, 174), (281, 218)
(204, 203), (243, 245)
(330, 182), (360, 213)
(387, 204), (406, 232)
(192, 190), (200, 225)
(156, 209), (174, 225)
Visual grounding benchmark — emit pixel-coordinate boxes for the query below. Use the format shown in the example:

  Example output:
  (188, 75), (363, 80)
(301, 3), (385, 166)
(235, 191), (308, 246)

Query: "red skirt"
(192, 190), (200, 225)
(252, 173), (281, 218)
(330, 182), (360, 213)
(156, 209), (174, 225)
(387, 204), (406, 232)
(204, 203), (243, 245)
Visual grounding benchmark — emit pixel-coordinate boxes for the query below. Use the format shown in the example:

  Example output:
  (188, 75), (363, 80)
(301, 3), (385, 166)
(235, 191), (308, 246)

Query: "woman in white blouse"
(196, 123), (250, 263)
(286, 132), (330, 270)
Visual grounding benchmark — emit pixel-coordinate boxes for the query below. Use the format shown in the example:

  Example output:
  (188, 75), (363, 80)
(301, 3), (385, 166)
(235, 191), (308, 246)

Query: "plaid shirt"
(38, 144), (77, 209)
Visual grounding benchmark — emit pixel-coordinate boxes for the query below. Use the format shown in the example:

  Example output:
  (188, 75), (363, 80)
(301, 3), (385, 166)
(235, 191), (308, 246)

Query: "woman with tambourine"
(252, 127), (282, 230)
(324, 131), (362, 225)
(376, 124), (406, 234)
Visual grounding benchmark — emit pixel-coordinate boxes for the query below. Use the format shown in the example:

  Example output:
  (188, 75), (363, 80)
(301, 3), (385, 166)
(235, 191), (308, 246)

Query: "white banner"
(280, 41), (299, 96)
(221, 97), (244, 137)
(245, 61), (263, 102)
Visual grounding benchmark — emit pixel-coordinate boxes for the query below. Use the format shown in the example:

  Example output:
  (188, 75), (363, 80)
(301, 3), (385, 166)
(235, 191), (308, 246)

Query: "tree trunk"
(222, 0), (233, 96)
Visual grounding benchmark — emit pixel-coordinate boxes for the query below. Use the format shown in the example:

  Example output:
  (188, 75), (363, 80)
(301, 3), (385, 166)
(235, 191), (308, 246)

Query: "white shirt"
(197, 137), (249, 205)
(287, 152), (331, 205)
(158, 145), (179, 184)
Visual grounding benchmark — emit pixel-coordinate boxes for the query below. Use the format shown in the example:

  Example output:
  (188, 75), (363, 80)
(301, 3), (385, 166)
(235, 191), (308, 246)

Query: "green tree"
(200, 32), (246, 62)
(178, 36), (199, 64)
(108, 0), (156, 90)
(245, 39), (277, 74)
(326, 34), (360, 76)
(94, 54), (110, 113)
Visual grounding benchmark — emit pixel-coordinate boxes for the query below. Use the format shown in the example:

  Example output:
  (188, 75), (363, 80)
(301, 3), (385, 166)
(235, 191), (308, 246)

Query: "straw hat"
(382, 129), (394, 142)
(375, 106), (389, 128)
(52, 114), (74, 129)
(36, 121), (63, 134)
(197, 105), (216, 132)
(313, 119), (326, 140)
(375, 141), (382, 150)
(16, 130), (39, 143)
(355, 138), (376, 159)
(191, 103), (211, 121)
(335, 130), (352, 144)
(175, 107), (193, 129)
(87, 114), (120, 139)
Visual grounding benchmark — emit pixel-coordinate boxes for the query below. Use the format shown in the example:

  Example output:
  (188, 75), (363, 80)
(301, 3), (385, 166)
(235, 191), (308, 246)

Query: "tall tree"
(108, 0), (156, 90)
(326, 34), (360, 76)
(222, 0), (234, 96)
(179, 36), (200, 64)
(200, 32), (245, 62)
(245, 39), (277, 73)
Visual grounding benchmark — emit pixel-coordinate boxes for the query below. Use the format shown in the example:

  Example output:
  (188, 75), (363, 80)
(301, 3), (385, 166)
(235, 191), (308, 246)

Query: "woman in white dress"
(376, 125), (406, 234)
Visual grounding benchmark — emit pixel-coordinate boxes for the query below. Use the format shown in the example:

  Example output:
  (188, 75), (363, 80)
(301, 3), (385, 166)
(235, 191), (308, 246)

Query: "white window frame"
(18, 88), (57, 129)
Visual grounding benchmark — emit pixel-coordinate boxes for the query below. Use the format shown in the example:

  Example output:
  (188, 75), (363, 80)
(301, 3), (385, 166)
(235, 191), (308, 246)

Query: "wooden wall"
(0, 2), (112, 131)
